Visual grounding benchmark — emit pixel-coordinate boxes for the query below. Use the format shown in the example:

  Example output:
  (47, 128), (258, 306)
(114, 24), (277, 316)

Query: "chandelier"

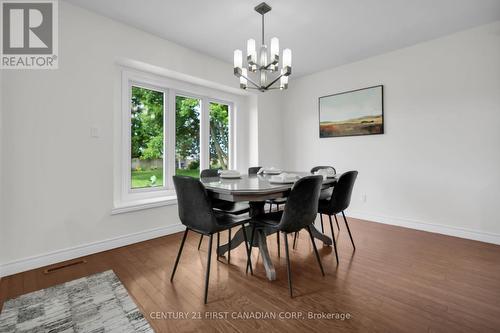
(233, 2), (292, 92)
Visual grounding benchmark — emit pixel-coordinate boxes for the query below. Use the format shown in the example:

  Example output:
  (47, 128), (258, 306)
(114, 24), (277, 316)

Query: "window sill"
(112, 195), (177, 215)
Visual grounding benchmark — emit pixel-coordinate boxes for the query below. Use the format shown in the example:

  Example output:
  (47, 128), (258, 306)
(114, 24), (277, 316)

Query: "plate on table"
(263, 169), (283, 175)
(219, 170), (241, 179)
(269, 173), (299, 184)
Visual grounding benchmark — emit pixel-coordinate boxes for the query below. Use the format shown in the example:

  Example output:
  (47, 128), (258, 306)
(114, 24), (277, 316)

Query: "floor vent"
(43, 259), (87, 274)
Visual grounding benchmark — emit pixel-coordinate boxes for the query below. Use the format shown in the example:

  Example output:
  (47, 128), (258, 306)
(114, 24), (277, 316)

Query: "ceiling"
(65, 0), (500, 77)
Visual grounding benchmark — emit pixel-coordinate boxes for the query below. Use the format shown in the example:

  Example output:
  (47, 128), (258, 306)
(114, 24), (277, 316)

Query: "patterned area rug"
(0, 270), (154, 333)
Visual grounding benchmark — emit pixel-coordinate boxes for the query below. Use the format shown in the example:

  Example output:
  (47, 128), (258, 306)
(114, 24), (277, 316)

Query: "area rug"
(0, 270), (154, 333)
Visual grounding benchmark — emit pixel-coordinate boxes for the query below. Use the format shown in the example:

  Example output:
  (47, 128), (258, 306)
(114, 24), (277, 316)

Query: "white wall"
(257, 91), (284, 168)
(280, 21), (500, 243)
(0, 2), (255, 272)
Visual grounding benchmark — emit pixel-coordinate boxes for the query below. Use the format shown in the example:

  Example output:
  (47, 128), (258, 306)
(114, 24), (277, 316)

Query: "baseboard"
(0, 223), (184, 277)
(347, 210), (500, 245)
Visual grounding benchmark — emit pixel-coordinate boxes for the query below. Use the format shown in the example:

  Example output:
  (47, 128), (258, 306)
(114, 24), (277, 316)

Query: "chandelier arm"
(242, 74), (261, 89)
(264, 73), (284, 90)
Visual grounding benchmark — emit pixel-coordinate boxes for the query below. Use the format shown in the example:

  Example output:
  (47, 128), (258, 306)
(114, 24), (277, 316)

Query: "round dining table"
(201, 172), (337, 281)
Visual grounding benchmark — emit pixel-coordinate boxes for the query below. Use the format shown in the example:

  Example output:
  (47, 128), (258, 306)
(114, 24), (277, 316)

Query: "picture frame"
(319, 85), (384, 138)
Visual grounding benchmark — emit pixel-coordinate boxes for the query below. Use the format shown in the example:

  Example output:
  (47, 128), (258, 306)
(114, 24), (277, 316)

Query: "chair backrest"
(277, 175), (323, 233)
(329, 171), (358, 213)
(310, 165), (336, 175)
(248, 166), (262, 175)
(173, 176), (218, 234)
(200, 169), (219, 178)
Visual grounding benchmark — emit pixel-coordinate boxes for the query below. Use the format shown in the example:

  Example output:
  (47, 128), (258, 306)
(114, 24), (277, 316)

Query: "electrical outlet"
(90, 126), (100, 138)
(361, 194), (367, 203)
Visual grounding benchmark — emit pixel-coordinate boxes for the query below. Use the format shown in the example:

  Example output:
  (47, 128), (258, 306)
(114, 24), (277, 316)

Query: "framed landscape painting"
(319, 85), (384, 138)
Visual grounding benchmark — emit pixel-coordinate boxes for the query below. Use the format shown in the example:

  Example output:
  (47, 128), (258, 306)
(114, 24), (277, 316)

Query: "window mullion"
(166, 89), (175, 189)
(200, 97), (210, 171)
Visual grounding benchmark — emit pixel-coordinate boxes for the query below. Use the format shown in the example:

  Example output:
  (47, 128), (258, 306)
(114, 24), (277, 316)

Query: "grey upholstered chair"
(198, 169), (250, 262)
(171, 176), (253, 304)
(310, 165), (339, 232)
(292, 165), (338, 249)
(265, 166), (287, 212)
(248, 166), (262, 175)
(317, 171), (358, 265)
(310, 165), (337, 174)
(250, 175), (325, 297)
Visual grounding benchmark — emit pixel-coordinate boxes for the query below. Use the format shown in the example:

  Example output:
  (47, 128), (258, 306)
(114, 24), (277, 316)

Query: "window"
(115, 69), (235, 212)
(209, 102), (230, 170)
(175, 96), (201, 178)
(130, 86), (165, 189)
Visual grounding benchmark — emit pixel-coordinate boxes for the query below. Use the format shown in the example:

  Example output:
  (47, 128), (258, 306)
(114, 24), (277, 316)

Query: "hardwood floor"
(1, 217), (500, 332)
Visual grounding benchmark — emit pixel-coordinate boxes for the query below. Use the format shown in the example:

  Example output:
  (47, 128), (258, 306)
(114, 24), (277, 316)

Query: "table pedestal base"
(217, 202), (332, 281)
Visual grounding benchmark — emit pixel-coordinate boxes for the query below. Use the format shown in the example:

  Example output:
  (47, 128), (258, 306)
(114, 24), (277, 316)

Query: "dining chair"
(317, 171), (358, 265)
(198, 169), (250, 263)
(248, 166), (262, 175)
(292, 165), (338, 249)
(171, 176), (253, 304)
(311, 165), (339, 232)
(265, 167), (287, 213)
(249, 175), (325, 298)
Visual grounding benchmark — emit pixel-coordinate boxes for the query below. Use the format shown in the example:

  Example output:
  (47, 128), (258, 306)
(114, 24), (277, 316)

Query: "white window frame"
(113, 68), (236, 214)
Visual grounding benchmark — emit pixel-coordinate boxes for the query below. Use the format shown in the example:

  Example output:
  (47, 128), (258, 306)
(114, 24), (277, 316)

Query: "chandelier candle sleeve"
(280, 75), (288, 89)
(240, 68), (248, 89)
(233, 2), (291, 92)
(247, 39), (257, 64)
(234, 49), (242, 69)
(270, 37), (279, 62)
(283, 48), (292, 68)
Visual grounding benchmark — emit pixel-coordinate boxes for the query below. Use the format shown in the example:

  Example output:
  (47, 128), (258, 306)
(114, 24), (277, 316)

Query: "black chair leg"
(228, 228), (231, 264)
(283, 232), (293, 298)
(334, 214), (340, 230)
(246, 224), (256, 274)
(241, 224), (253, 275)
(170, 228), (189, 282)
(197, 234), (203, 250)
(307, 225), (325, 276)
(204, 234), (213, 304)
(216, 232), (222, 262)
(320, 214), (325, 234)
(277, 231), (280, 257)
(342, 211), (356, 250)
(328, 215), (339, 265)
(292, 231), (299, 249)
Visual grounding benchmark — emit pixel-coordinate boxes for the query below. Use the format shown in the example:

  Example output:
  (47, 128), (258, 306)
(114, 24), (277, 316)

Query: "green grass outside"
(175, 168), (200, 178)
(131, 168), (199, 188)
